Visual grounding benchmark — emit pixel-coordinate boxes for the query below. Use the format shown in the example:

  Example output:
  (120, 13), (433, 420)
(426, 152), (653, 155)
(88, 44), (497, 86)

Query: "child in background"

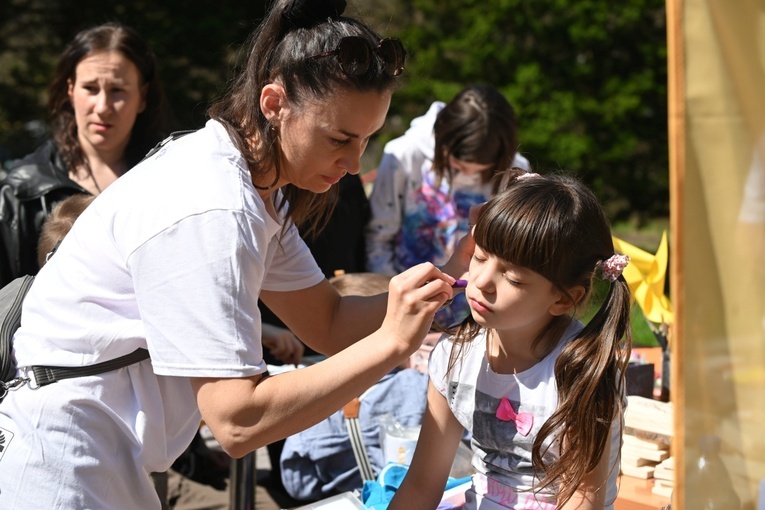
(366, 85), (530, 328)
(365, 84), (530, 277)
(389, 171), (632, 510)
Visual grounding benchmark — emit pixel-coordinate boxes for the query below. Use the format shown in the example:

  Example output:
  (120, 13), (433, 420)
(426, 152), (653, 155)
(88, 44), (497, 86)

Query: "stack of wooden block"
(651, 456), (674, 498)
(620, 395), (674, 497)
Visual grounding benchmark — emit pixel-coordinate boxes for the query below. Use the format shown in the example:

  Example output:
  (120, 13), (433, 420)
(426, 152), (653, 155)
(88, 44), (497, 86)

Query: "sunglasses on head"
(307, 36), (406, 77)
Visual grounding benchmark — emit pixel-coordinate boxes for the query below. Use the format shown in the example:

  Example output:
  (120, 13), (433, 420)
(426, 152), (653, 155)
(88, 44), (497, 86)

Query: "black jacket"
(0, 140), (88, 286)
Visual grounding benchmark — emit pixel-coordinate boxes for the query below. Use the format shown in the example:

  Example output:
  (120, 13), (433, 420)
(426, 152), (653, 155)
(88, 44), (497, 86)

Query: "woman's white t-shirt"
(0, 120), (324, 508)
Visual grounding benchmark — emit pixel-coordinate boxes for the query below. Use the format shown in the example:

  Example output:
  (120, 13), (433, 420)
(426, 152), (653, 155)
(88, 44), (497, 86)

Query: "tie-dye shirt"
(428, 322), (622, 509)
(394, 169), (489, 271)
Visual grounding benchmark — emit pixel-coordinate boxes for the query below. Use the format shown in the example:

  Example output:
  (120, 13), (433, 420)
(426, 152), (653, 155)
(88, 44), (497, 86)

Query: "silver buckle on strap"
(0, 371), (32, 399)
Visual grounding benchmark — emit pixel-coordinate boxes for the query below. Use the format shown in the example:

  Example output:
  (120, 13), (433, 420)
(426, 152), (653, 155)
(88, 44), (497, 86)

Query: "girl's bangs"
(474, 188), (566, 278)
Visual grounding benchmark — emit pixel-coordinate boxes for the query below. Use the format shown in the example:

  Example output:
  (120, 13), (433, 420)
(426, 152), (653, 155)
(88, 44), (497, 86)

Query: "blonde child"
(36, 193), (94, 267)
(389, 171), (632, 509)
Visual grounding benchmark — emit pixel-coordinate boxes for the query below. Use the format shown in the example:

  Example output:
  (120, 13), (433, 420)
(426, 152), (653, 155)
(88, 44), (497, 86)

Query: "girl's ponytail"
(534, 260), (632, 506)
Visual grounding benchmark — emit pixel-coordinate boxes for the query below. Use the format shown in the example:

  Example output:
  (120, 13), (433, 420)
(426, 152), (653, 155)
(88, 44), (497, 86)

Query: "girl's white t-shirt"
(429, 322), (622, 509)
(0, 120), (324, 508)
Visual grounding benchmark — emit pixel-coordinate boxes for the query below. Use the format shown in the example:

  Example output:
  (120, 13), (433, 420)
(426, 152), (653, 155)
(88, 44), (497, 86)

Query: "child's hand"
(468, 202), (484, 226)
(261, 323), (304, 365)
(442, 202), (484, 280)
(382, 263), (454, 357)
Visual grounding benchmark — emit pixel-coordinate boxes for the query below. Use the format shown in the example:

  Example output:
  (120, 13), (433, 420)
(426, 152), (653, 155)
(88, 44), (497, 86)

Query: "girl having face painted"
(390, 171), (632, 510)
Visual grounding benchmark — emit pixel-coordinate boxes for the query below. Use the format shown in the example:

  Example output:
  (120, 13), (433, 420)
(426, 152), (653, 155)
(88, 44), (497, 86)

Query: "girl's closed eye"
(472, 246), (489, 263)
(503, 272), (522, 286)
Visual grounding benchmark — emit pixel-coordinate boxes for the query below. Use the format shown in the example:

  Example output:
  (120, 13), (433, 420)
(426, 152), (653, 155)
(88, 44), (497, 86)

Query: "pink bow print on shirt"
(495, 398), (534, 436)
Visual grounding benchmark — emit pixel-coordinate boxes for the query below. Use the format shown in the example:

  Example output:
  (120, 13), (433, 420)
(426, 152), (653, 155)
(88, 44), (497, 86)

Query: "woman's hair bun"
(282, 0), (347, 29)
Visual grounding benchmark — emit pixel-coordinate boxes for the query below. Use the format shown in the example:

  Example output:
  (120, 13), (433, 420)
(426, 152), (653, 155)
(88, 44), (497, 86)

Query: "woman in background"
(0, 22), (168, 285)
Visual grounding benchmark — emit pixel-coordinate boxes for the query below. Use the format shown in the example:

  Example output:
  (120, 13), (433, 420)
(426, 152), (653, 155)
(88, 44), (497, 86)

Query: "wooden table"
(614, 475), (671, 510)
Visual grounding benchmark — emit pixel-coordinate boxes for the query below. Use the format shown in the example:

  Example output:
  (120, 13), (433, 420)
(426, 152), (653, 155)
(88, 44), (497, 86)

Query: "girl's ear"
(260, 82), (287, 125)
(549, 286), (586, 316)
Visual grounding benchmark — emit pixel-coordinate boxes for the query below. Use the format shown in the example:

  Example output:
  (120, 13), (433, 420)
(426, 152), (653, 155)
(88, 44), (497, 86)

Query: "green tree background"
(0, 0), (668, 224)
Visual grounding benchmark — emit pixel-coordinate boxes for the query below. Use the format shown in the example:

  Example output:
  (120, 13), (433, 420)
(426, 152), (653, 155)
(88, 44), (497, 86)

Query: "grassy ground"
(630, 306), (660, 347)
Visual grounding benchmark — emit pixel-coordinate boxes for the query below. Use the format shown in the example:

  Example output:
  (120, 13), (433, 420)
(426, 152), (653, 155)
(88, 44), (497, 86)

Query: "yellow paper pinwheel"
(612, 231), (673, 325)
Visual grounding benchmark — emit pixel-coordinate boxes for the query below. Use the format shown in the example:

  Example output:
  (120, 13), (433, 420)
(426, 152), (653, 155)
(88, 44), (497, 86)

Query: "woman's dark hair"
(47, 22), (168, 174)
(431, 85), (519, 193)
(448, 171), (632, 506)
(209, 0), (402, 239)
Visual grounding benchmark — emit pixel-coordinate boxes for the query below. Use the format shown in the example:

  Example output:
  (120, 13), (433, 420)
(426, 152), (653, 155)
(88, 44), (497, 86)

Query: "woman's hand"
(381, 263), (455, 357)
(261, 323), (304, 365)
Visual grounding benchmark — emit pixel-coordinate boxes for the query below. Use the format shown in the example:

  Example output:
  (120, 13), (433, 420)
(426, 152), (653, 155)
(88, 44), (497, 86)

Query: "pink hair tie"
(515, 172), (540, 181)
(600, 254), (630, 282)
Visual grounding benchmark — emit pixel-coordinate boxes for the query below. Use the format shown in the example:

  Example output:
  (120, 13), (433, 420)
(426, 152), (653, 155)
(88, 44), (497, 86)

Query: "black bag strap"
(139, 130), (197, 164)
(1, 274), (151, 399)
(1, 274), (34, 382)
(29, 348), (150, 388)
